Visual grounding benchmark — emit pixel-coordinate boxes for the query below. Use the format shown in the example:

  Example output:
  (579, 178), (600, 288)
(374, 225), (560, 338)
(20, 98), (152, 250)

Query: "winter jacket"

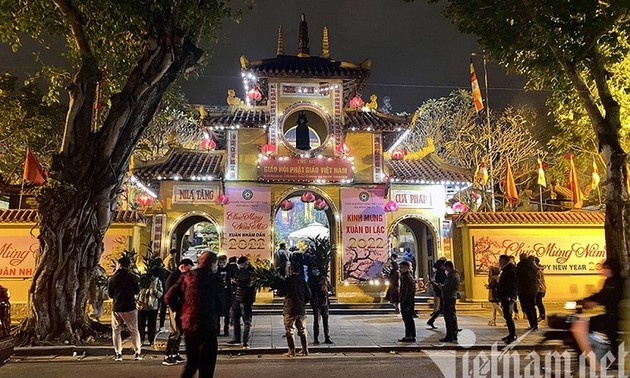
(137, 276), (163, 311)
(537, 267), (546, 293)
(585, 274), (625, 317)
(487, 274), (500, 302)
(399, 270), (416, 307)
(431, 260), (447, 297)
(279, 274), (312, 316)
(308, 275), (329, 308)
(441, 270), (461, 300)
(234, 265), (256, 304)
(516, 257), (539, 296)
(497, 263), (518, 300)
(108, 268), (140, 313)
(385, 269), (400, 303)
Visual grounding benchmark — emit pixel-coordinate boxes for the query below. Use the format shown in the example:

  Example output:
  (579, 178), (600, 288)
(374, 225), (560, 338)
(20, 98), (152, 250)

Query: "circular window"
(280, 107), (330, 154)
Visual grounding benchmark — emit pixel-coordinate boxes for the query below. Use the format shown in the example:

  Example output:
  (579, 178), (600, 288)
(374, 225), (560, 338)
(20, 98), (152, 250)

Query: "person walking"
(534, 257), (546, 322)
(216, 255), (232, 336)
(165, 252), (224, 378)
(108, 256), (142, 361)
(228, 256), (256, 348)
(137, 267), (164, 346)
(438, 261), (460, 342)
(274, 243), (289, 277)
(497, 254), (518, 344)
(163, 258), (194, 366)
(279, 263), (312, 357)
(516, 254), (539, 331)
(385, 257), (400, 314)
(485, 266), (501, 326)
(398, 261), (416, 343)
(427, 257), (447, 329)
(308, 267), (332, 345)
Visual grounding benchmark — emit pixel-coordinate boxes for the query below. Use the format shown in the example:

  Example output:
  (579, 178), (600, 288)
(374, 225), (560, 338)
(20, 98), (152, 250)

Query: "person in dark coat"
(154, 258), (170, 332)
(308, 267), (332, 345)
(165, 252), (224, 378)
(427, 257), (447, 329)
(274, 243), (289, 277)
(516, 253), (539, 331)
(279, 263), (312, 357)
(216, 255), (232, 337)
(108, 256), (142, 361)
(398, 261), (416, 343)
(162, 258), (193, 366)
(534, 257), (546, 322)
(385, 256), (401, 313)
(437, 261), (460, 342)
(497, 254), (518, 343)
(228, 256), (256, 347)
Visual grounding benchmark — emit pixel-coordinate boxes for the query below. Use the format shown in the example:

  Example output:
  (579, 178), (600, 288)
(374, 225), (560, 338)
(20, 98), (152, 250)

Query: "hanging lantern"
(280, 199), (294, 211)
(349, 96), (365, 109)
(215, 194), (230, 206)
(136, 192), (154, 207)
(300, 192), (316, 203)
(261, 143), (277, 156)
(201, 138), (216, 151)
(391, 149), (406, 161)
(247, 88), (262, 101)
(383, 200), (398, 212)
(335, 143), (351, 155)
(314, 198), (329, 211)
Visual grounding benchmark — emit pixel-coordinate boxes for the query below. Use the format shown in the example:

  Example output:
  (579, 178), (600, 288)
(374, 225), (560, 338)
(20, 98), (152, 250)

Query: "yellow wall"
(345, 131), (374, 183)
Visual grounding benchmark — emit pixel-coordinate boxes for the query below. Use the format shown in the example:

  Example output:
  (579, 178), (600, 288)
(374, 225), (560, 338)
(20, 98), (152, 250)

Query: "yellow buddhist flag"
(537, 158), (546, 188)
(474, 162), (489, 186)
(505, 158), (518, 205)
(470, 59), (484, 113)
(567, 155), (584, 208)
(591, 157), (600, 190)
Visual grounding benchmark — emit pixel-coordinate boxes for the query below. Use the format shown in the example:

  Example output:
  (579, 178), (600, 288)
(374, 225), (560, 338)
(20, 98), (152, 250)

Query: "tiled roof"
(245, 55), (370, 81)
(0, 209), (147, 224)
(344, 110), (410, 132)
(134, 149), (223, 181)
(387, 155), (472, 184)
(455, 211), (605, 225)
(204, 108), (269, 129)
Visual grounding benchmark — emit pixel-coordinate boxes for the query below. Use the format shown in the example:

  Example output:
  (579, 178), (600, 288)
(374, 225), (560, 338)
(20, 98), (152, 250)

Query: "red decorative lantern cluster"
(384, 200), (398, 212)
(301, 192), (316, 203)
(261, 143), (276, 156)
(201, 138), (216, 151)
(247, 88), (262, 101)
(136, 192), (154, 207)
(391, 149), (406, 161)
(215, 194), (230, 206)
(314, 198), (329, 211)
(335, 143), (350, 155)
(349, 96), (364, 109)
(280, 199), (294, 211)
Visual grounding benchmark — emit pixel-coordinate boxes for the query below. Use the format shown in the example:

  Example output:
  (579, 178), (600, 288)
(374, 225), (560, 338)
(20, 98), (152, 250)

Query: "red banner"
(258, 156), (353, 182)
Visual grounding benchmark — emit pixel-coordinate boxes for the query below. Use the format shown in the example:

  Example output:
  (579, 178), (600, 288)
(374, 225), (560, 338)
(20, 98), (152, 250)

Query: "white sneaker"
(113, 353), (123, 361)
(134, 352), (143, 361)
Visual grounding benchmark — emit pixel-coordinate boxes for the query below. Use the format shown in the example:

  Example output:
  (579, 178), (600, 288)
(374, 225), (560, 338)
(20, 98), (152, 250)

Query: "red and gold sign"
(258, 156), (353, 182)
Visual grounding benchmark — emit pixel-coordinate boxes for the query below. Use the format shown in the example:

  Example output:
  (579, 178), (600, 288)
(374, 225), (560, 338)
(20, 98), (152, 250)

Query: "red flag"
(23, 148), (47, 186)
(567, 155), (583, 208)
(470, 59), (484, 112)
(505, 158), (518, 205)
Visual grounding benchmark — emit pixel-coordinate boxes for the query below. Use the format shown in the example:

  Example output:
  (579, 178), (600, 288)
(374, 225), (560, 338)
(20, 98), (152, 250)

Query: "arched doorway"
(273, 187), (337, 285)
(389, 215), (440, 289)
(167, 212), (221, 264)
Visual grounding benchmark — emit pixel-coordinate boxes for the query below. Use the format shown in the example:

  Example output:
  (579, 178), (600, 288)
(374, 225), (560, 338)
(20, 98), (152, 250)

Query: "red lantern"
(201, 138), (216, 151)
(383, 200), (398, 212)
(314, 198), (329, 211)
(391, 149), (405, 161)
(335, 143), (350, 155)
(261, 143), (277, 155)
(247, 88), (262, 101)
(136, 192), (154, 207)
(349, 96), (365, 109)
(215, 194), (230, 206)
(301, 192), (316, 203)
(280, 199), (294, 211)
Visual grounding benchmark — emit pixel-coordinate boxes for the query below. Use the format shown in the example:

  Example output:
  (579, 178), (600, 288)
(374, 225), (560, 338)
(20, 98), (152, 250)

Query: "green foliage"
(308, 236), (333, 278)
(250, 258), (283, 291)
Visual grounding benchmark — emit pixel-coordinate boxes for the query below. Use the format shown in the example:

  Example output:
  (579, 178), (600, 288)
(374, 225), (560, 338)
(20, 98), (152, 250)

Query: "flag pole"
(597, 186), (602, 207)
(18, 147), (27, 210)
(539, 184), (544, 212)
(481, 53), (496, 212)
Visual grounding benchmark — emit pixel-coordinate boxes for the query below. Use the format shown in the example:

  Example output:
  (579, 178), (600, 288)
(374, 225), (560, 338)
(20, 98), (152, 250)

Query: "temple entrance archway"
(167, 211), (221, 264)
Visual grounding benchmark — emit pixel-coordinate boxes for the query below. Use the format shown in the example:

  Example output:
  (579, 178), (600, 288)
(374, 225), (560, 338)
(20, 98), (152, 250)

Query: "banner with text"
(341, 187), (387, 281)
(391, 189), (433, 209)
(224, 186), (271, 258)
(472, 233), (606, 275)
(172, 184), (220, 204)
(258, 156), (353, 182)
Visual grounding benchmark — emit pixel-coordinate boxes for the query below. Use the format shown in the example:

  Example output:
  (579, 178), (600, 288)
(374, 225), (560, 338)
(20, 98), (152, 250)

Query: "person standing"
(516, 254), (539, 331)
(403, 247), (416, 275)
(166, 252), (224, 378)
(279, 263), (312, 357)
(427, 257), (447, 329)
(438, 261), (460, 342)
(163, 258), (194, 366)
(88, 264), (108, 322)
(485, 266), (501, 326)
(308, 267), (332, 345)
(534, 257), (546, 322)
(398, 261), (416, 343)
(228, 256), (256, 348)
(274, 243), (289, 277)
(385, 258), (400, 314)
(107, 256), (142, 361)
(497, 254), (518, 344)
(137, 267), (164, 346)
(154, 258), (170, 332)
(216, 255), (232, 336)
(167, 248), (179, 272)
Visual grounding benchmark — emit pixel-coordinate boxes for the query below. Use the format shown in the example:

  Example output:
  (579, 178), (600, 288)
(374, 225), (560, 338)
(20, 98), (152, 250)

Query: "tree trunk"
(602, 145), (629, 272)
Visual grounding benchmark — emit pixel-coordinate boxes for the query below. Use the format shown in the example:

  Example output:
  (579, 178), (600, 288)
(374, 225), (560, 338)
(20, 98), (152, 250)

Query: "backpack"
(136, 287), (154, 311)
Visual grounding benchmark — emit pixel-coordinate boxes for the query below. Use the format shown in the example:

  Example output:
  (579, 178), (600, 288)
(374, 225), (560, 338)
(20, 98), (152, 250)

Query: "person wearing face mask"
(216, 255), (232, 337)
(308, 267), (333, 345)
(228, 256), (256, 348)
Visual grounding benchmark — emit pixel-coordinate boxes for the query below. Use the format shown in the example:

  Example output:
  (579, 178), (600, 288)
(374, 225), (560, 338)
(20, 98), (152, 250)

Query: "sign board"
(391, 189), (433, 209)
(341, 187), (387, 281)
(172, 185), (220, 204)
(223, 186), (271, 258)
(151, 214), (166, 255)
(258, 156), (353, 182)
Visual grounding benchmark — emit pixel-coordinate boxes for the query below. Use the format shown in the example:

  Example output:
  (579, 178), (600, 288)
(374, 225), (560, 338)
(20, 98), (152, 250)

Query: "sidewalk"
(14, 312), (560, 357)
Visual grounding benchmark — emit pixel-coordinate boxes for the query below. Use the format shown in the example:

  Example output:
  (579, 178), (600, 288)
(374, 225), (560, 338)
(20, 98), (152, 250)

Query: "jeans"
(501, 298), (516, 338)
(138, 309), (158, 344)
(535, 291), (546, 318)
(401, 301), (416, 338)
(112, 310), (141, 354)
(182, 329), (218, 378)
(442, 298), (458, 340)
(232, 301), (253, 344)
(312, 305), (330, 341)
(427, 296), (443, 325)
(519, 294), (538, 329)
(165, 311), (182, 357)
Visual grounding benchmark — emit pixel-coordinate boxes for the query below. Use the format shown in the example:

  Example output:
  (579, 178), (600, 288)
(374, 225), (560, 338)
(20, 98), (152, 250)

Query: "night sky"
(0, 0), (548, 113)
